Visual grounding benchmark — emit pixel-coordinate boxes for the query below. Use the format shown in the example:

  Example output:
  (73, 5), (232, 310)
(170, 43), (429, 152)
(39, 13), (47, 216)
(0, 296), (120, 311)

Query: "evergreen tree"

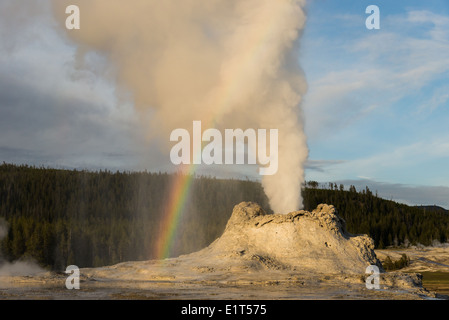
(0, 163), (448, 270)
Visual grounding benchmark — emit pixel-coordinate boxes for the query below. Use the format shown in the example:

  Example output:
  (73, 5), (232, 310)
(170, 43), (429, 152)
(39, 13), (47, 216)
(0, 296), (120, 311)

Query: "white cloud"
(0, 2), (149, 171)
(303, 9), (449, 140)
(305, 159), (346, 173)
(416, 84), (449, 114)
(306, 133), (449, 188)
(302, 7), (449, 200)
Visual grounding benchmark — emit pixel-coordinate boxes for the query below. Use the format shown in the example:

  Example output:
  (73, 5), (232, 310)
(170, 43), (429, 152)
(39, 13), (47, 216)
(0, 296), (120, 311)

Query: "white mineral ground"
(0, 202), (447, 299)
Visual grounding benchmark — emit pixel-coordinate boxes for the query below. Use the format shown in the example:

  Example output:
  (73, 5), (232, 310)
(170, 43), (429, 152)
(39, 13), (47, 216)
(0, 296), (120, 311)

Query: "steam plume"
(0, 219), (44, 277)
(51, 0), (308, 212)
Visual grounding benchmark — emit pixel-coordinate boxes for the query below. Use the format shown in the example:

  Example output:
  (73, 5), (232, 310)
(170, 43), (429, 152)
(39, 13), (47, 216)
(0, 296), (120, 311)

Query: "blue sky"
(300, 0), (449, 205)
(0, 0), (448, 207)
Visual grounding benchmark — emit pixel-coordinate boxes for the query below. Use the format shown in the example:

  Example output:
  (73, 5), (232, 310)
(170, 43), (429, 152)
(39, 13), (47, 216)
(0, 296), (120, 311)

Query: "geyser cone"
(199, 202), (383, 274)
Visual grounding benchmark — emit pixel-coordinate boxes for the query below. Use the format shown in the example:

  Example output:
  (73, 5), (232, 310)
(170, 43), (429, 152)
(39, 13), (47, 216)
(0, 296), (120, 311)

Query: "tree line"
(0, 163), (270, 270)
(0, 163), (448, 270)
(303, 181), (449, 249)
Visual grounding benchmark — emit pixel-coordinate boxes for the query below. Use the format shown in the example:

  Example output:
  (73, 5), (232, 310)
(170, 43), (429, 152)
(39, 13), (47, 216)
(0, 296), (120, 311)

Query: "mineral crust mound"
(190, 202), (383, 274)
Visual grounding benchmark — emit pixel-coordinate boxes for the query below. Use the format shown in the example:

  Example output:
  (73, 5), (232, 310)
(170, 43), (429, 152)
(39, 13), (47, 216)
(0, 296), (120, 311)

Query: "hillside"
(415, 205), (448, 214)
(1, 163), (449, 270)
(303, 184), (449, 249)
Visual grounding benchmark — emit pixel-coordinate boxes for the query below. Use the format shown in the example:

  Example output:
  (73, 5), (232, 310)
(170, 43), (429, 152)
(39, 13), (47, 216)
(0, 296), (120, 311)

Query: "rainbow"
(153, 113), (217, 259)
(152, 1), (298, 260)
(153, 163), (196, 259)
(152, 118), (215, 260)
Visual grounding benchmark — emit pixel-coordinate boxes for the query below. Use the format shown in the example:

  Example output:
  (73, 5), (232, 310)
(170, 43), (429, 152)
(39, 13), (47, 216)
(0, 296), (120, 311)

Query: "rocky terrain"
(0, 202), (442, 299)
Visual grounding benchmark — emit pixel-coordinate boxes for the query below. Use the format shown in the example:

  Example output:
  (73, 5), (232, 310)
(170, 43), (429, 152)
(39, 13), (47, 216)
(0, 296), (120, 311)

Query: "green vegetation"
(381, 254), (410, 271)
(303, 182), (449, 249)
(0, 163), (448, 271)
(0, 163), (270, 270)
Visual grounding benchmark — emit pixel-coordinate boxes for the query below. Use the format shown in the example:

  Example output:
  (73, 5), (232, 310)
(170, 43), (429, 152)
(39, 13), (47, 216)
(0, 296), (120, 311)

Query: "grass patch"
(420, 272), (449, 296)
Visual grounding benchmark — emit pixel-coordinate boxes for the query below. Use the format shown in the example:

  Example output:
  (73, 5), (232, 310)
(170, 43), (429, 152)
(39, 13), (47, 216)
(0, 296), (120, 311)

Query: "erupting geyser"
(51, 0), (309, 213)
